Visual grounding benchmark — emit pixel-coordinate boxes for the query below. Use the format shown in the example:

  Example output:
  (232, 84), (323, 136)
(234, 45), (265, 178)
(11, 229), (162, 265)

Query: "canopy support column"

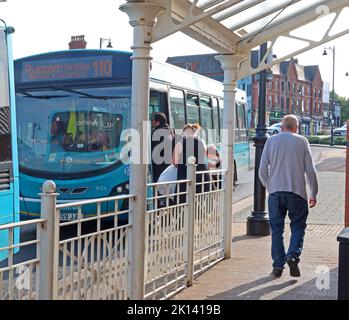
(120, 1), (164, 300)
(215, 54), (246, 259)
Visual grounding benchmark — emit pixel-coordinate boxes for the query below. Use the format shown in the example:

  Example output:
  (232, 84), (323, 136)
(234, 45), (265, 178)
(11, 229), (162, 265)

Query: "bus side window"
(237, 102), (247, 142)
(169, 88), (186, 130)
(149, 94), (161, 120)
(199, 96), (213, 145)
(186, 93), (200, 125)
(212, 98), (220, 144)
(219, 99), (223, 131)
(237, 103), (246, 130)
(235, 103), (239, 129)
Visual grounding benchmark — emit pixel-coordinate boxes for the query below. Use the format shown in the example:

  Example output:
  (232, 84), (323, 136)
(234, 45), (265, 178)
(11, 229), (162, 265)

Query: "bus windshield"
(16, 86), (131, 178)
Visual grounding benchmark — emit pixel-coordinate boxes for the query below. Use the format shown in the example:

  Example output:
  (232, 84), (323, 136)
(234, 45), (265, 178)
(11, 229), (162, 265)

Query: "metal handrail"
(147, 179), (190, 187)
(196, 169), (227, 175)
(0, 218), (46, 231)
(56, 194), (135, 209)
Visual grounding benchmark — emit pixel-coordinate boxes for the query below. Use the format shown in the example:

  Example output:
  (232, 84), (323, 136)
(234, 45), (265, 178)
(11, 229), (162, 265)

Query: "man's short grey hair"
(282, 115), (299, 130)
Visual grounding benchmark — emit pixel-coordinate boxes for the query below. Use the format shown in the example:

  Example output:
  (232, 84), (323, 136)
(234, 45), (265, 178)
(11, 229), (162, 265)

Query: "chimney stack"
(68, 35), (87, 50)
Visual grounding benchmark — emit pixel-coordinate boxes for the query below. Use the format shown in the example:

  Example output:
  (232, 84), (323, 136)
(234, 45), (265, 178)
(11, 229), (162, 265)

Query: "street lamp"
(99, 38), (113, 49)
(323, 46), (335, 146)
(246, 43), (270, 236)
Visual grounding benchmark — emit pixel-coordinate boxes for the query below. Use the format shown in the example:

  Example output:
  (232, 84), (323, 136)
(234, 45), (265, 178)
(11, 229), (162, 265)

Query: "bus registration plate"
(60, 213), (77, 221)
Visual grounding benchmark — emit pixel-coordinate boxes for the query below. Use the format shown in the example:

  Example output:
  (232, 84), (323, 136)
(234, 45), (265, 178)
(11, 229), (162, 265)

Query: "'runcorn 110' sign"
(21, 56), (113, 82)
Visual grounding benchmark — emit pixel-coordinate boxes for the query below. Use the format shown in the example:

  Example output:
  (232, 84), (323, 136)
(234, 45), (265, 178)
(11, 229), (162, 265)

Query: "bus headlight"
(116, 186), (123, 194)
(110, 182), (130, 196)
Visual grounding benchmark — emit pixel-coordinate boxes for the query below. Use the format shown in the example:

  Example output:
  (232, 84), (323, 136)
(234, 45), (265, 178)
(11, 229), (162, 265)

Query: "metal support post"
(120, 1), (164, 300)
(215, 54), (246, 258)
(39, 180), (59, 300)
(186, 156), (196, 286)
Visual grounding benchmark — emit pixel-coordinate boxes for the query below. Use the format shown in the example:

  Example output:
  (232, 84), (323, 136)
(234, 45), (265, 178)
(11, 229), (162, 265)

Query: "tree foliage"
(331, 91), (349, 125)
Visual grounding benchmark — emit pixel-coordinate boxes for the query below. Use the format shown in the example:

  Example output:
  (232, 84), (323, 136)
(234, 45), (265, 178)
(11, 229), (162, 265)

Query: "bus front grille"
(0, 170), (10, 191)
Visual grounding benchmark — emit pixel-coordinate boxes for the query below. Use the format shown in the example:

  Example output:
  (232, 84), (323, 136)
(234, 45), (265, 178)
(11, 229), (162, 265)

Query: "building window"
(281, 81), (285, 92)
(275, 95), (279, 108)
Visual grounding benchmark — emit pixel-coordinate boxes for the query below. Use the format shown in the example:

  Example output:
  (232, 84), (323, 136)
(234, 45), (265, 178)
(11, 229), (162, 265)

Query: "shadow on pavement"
(206, 275), (297, 300)
(274, 267), (338, 300)
(231, 234), (266, 243)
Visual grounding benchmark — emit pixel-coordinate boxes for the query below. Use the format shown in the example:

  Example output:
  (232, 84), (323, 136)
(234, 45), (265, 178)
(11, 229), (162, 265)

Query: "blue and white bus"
(14, 50), (249, 220)
(0, 22), (19, 261)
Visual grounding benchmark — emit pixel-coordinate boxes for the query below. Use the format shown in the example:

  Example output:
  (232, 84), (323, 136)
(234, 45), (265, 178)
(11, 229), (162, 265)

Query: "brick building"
(260, 58), (324, 135)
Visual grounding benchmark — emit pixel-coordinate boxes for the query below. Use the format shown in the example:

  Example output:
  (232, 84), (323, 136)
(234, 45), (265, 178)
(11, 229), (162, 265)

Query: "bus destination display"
(21, 56), (113, 82)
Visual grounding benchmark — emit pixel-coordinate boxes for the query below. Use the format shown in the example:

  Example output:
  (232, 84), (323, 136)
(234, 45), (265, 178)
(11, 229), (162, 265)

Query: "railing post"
(39, 180), (59, 300)
(186, 156), (196, 287)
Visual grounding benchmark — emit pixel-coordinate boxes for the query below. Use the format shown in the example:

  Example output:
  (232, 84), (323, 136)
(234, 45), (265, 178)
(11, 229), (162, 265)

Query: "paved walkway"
(173, 223), (341, 300)
(173, 147), (345, 300)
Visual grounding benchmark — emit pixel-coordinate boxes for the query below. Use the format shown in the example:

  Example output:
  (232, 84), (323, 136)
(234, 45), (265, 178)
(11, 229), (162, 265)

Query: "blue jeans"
(268, 192), (309, 269)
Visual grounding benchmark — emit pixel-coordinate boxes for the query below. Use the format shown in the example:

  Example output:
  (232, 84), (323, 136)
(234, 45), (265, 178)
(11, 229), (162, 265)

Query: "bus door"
(148, 90), (169, 183)
(0, 26), (19, 262)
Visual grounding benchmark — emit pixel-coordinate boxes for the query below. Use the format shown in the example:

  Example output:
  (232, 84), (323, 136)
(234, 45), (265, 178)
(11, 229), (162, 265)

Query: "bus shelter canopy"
(123, 0), (349, 79)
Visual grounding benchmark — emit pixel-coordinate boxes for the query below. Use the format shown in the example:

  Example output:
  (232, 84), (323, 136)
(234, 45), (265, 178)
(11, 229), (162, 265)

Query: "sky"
(1, 0), (348, 98)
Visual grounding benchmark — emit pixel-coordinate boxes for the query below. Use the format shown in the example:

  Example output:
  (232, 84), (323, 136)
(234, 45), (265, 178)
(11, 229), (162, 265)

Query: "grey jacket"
(259, 132), (318, 200)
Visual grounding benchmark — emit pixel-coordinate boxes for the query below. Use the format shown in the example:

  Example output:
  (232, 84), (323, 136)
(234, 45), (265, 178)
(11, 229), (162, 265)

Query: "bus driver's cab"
(0, 23), (19, 262)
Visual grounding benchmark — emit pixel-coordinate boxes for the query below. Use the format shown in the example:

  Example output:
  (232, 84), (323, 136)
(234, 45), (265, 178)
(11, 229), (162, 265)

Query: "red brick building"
(252, 58), (324, 135)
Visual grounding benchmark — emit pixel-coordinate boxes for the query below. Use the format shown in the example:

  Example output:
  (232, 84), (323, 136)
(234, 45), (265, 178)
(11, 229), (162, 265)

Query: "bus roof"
(14, 49), (246, 102)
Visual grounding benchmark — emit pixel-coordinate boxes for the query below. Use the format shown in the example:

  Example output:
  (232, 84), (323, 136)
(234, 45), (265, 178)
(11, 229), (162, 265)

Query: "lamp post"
(323, 46), (335, 146)
(246, 43), (270, 236)
(99, 38), (113, 49)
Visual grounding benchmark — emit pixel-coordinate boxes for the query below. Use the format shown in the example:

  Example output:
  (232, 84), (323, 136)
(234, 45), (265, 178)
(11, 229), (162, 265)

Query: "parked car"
(333, 124), (347, 136)
(267, 122), (282, 135)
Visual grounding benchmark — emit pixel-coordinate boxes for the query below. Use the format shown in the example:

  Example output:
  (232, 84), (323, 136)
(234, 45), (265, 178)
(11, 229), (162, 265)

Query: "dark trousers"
(268, 192), (309, 269)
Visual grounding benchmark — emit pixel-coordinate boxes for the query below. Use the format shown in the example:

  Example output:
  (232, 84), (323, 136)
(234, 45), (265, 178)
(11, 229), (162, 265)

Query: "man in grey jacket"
(259, 115), (318, 278)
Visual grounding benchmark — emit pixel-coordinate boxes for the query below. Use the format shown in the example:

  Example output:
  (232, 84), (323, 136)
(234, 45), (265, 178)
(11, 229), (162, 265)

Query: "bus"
(14, 50), (249, 220)
(0, 22), (19, 261)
